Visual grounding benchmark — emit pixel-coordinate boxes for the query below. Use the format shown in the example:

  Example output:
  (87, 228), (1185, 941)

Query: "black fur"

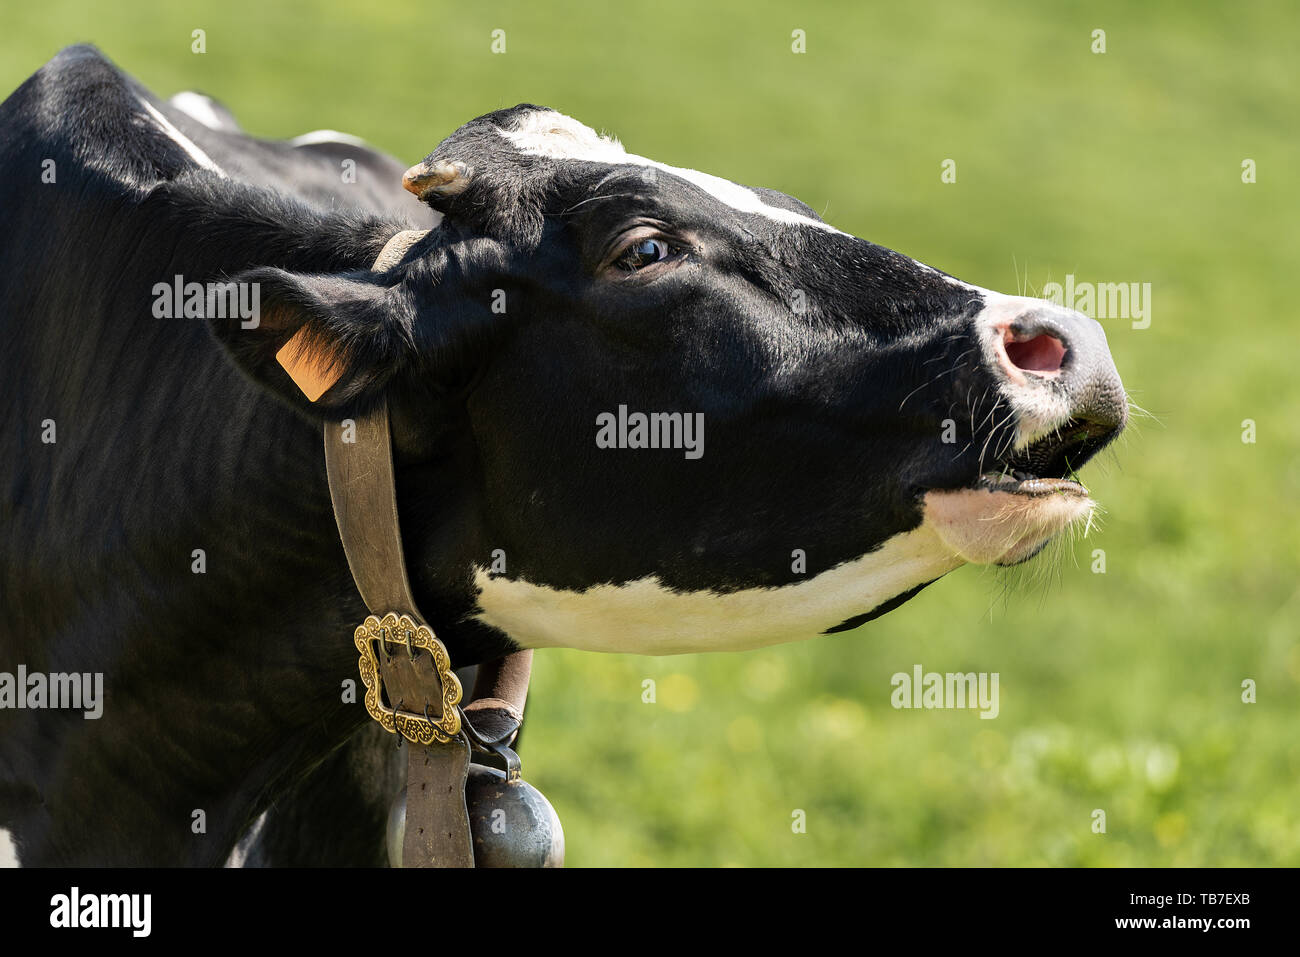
(1, 46), (1069, 864)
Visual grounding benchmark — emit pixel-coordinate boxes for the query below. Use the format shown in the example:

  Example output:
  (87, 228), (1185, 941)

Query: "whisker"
(898, 348), (978, 412)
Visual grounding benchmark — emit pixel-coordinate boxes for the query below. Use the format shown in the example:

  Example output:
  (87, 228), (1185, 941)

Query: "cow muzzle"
(925, 294), (1128, 566)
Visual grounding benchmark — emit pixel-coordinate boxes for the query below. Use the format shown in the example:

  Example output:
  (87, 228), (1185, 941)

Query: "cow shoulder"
(0, 44), (224, 193)
(1, 45), (429, 225)
(160, 103), (429, 221)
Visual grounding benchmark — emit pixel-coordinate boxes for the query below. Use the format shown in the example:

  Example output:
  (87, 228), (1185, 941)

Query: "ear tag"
(272, 230), (429, 402)
(276, 327), (343, 402)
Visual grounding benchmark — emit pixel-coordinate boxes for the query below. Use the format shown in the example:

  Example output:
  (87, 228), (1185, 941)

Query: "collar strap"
(324, 401), (424, 621)
(316, 229), (533, 866)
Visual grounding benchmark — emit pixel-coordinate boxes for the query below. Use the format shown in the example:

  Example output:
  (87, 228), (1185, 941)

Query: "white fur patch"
(138, 97), (224, 175)
(224, 810), (268, 868)
(917, 262), (987, 294)
(472, 522), (964, 655)
(290, 129), (370, 148)
(925, 486), (1092, 565)
(169, 91), (228, 131)
(498, 109), (845, 234)
(0, 828), (17, 867)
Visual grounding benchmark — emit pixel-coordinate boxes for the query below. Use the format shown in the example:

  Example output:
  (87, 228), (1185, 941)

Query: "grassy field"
(3, 0), (1296, 866)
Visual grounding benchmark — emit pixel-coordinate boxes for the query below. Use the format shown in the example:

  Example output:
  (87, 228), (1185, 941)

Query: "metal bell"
(387, 764), (564, 867)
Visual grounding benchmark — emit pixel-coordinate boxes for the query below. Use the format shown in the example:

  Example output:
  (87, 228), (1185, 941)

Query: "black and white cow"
(0, 46), (1125, 865)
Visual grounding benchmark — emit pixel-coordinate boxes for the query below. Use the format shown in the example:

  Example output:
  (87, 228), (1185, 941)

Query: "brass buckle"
(354, 612), (463, 744)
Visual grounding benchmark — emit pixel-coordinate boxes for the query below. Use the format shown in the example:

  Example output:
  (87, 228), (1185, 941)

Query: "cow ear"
(212, 267), (416, 412)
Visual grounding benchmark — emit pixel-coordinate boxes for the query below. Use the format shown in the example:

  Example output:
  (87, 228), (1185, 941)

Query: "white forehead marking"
(498, 109), (845, 235)
(472, 520), (963, 655)
(290, 129), (370, 148)
(138, 96), (224, 175)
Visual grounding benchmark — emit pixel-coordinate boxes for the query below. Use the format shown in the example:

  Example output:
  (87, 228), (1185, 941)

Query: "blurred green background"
(4, 0), (1296, 866)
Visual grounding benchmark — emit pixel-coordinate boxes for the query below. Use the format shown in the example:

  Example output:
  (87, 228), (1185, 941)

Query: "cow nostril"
(1004, 332), (1066, 376)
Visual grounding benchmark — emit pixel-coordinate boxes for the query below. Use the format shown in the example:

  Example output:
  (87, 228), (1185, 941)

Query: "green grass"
(4, 0), (1297, 866)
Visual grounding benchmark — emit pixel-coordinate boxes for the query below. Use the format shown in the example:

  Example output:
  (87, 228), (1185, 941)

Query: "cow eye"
(616, 237), (672, 271)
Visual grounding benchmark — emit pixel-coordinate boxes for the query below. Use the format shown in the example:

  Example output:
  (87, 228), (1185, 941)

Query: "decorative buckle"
(354, 612), (463, 744)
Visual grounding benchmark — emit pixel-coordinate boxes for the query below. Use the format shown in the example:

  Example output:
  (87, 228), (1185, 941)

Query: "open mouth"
(923, 417), (1111, 565)
(974, 416), (1116, 499)
(976, 472), (1087, 497)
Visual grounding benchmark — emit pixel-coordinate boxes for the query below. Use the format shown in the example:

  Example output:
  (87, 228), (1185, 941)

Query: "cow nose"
(979, 295), (1128, 440)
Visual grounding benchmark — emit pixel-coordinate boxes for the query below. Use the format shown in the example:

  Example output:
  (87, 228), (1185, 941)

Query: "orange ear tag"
(275, 326), (343, 402)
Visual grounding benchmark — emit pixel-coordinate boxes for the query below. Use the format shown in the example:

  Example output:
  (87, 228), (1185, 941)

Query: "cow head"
(220, 105), (1127, 656)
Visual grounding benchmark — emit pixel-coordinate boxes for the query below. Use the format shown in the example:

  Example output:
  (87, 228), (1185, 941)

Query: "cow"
(0, 45), (1126, 866)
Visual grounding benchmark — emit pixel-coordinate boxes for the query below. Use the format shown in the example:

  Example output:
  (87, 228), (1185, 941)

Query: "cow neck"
(320, 228), (533, 867)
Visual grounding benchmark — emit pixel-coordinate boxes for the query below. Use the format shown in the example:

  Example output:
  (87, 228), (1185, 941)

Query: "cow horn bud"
(402, 159), (471, 201)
